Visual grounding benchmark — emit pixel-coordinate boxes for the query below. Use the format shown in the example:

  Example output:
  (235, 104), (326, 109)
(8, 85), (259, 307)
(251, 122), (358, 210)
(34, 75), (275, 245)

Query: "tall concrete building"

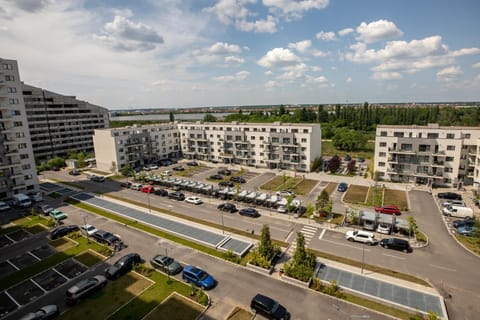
(93, 124), (180, 173)
(178, 121), (321, 172)
(0, 58), (38, 199)
(22, 83), (109, 161)
(374, 124), (480, 187)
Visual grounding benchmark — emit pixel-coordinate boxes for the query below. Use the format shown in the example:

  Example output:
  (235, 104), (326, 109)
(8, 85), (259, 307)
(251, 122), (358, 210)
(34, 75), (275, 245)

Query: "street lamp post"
(83, 215), (89, 243)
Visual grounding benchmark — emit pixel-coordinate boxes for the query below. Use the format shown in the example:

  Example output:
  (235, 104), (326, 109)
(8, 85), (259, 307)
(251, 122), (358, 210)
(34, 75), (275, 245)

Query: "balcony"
(432, 150), (446, 156)
(431, 161), (445, 167)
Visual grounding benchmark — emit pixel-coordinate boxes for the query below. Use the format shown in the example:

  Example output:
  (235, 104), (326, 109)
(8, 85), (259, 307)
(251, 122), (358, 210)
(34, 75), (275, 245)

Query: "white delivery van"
(442, 205), (474, 219)
(12, 193), (32, 208)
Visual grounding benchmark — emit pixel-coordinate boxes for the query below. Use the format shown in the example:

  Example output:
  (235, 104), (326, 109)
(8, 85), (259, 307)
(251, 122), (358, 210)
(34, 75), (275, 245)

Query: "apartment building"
(374, 124), (480, 187)
(22, 83), (109, 161)
(178, 121), (321, 172)
(0, 58), (38, 199)
(93, 124), (180, 173)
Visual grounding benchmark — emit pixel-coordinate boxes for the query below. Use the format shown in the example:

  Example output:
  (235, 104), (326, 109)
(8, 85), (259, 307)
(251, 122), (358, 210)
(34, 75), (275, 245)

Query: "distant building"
(93, 124), (180, 173)
(178, 121), (321, 172)
(0, 58), (38, 198)
(374, 124), (480, 187)
(22, 83), (109, 161)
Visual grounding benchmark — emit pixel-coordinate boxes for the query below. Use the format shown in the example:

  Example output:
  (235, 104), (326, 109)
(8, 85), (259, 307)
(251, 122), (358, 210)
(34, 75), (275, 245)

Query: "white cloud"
(225, 56), (244, 63)
(8, 0), (51, 12)
(371, 71), (402, 80)
(265, 70), (273, 75)
(288, 40), (311, 53)
(203, 0), (250, 25)
(473, 62), (480, 69)
(208, 42), (242, 54)
(311, 49), (328, 57)
(311, 66), (321, 72)
(257, 48), (301, 68)
(316, 31), (336, 41)
(215, 70), (250, 82)
(265, 80), (281, 88)
(356, 19), (403, 43)
(278, 63), (308, 80)
(346, 77), (352, 83)
(338, 28), (354, 36)
(193, 42), (244, 64)
(263, 0), (329, 15)
(451, 48), (480, 57)
(437, 66), (463, 82)
(236, 15), (277, 33)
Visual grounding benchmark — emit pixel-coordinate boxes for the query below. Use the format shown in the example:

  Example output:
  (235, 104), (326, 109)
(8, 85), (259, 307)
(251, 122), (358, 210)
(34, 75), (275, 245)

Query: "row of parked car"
(345, 230), (413, 253)
(437, 192), (478, 237)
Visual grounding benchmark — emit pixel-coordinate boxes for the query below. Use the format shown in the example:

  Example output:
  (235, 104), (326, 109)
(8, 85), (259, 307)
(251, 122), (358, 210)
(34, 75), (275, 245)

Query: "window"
(447, 145), (455, 151)
(3, 63), (13, 70)
(14, 121), (23, 127)
(5, 75), (15, 81)
(380, 131), (387, 137)
(301, 138), (307, 143)
(7, 87), (16, 93)
(9, 98), (19, 104)
(379, 152), (386, 157)
(427, 133), (439, 139)
(446, 133), (455, 139)
(445, 167), (453, 173)
(464, 133), (471, 139)
(292, 129), (298, 133)
(271, 137), (279, 143)
(379, 142), (387, 147)
(393, 132), (404, 137)
(378, 162), (385, 167)
(303, 129), (308, 133)
(270, 128), (277, 133)
(446, 156), (454, 162)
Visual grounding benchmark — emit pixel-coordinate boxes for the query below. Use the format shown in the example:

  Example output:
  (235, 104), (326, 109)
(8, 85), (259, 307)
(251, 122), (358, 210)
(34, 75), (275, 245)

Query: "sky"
(1, 0), (480, 109)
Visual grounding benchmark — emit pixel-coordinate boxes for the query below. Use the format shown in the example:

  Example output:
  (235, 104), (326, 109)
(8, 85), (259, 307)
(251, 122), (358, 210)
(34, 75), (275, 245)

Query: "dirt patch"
(7, 279), (44, 305)
(31, 245), (56, 260)
(54, 259), (88, 279)
(143, 293), (204, 320)
(9, 252), (39, 269)
(6, 229), (31, 242)
(50, 237), (77, 251)
(75, 250), (104, 267)
(26, 224), (49, 234)
(226, 306), (253, 320)
(383, 189), (409, 211)
(323, 182), (338, 195)
(293, 179), (318, 195)
(343, 185), (369, 204)
(32, 268), (67, 291)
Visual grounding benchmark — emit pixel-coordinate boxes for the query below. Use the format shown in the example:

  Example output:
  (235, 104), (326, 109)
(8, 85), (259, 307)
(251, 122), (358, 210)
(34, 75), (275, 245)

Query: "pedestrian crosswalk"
(287, 225), (318, 255)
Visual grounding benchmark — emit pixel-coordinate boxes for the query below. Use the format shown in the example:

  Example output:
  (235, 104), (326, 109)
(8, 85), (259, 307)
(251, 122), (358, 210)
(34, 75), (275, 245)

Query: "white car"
(345, 230), (378, 245)
(81, 224), (98, 236)
(442, 200), (466, 207)
(185, 196), (203, 205)
(0, 201), (11, 212)
(276, 190), (295, 198)
(161, 170), (172, 177)
(149, 164), (159, 170)
(277, 205), (288, 213)
(376, 223), (391, 235)
(31, 192), (43, 202)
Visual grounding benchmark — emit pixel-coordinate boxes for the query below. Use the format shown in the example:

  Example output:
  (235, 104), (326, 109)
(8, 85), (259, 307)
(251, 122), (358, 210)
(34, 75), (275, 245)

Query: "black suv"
(154, 189), (168, 196)
(93, 230), (121, 246)
(380, 238), (412, 253)
(218, 169), (232, 176)
(250, 294), (290, 320)
(438, 192), (462, 200)
(50, 225), (79, 240)
(105, 253), (141, 279)
(219, 181), (234, 187)
(230, 176), (246, 183)
(168, 191), (185, 201)
(218, 203), (237, 213)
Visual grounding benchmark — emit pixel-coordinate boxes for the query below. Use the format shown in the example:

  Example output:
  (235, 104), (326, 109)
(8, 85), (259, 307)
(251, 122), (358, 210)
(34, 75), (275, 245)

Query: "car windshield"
(163, 257), (173, 266)
(271, 301), (280, 313)
(197, 270), (208, 280)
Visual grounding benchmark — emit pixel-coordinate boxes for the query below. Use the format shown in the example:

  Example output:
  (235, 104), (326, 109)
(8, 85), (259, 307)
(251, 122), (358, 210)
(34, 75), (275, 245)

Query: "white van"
(442, 205), (474, 219)
(12, 193), (32, 208)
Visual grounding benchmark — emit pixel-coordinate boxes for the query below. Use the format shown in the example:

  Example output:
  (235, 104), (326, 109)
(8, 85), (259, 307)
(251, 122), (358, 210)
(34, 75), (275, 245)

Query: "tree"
(347, 159), (356, 175)
(327, 155), (341, 173)
(169, 111), (175, 122)
(332, 128), (367, 151)
(408, 216), (418, 240)
(258, 225), (275, 259)
(110, 161), (117, 173)
(284, 232), (317, 281)
(310, 156), (323, 172)
(317, 105), (329, 123)
(120, 163), (132, 177)
(279, 105), (286, 116)
(203, 113), (217, 122)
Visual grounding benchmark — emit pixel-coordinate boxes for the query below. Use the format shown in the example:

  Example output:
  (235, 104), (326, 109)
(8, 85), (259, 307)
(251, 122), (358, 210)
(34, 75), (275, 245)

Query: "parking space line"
(30, 278), (47, 293)
(318, 229), (326, 239)
(7, 259), (20, 270)
(429, 264), (456, 272)
(52, 267), (70, 280)
(4, 234), (15, 243)
(320, 239), (372, 251)
(28, 251), (41, 261)
(382, 253), (405, 260)
(4, 290), (20, 308)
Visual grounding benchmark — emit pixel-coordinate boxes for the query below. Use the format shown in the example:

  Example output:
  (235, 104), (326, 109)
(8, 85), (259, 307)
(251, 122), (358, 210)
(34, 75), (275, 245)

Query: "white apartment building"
(374, 124), (480, 187)
(178, 121), (321, 172)
(93, 124), (180, 173)
(0, 58), (38, 199)
(22, 83), (109, 161)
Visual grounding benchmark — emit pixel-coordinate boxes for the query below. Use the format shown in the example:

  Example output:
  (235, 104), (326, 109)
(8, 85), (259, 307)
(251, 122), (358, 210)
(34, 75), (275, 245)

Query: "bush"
(249, 249), (272, 269)
(223, 250), (241, 264)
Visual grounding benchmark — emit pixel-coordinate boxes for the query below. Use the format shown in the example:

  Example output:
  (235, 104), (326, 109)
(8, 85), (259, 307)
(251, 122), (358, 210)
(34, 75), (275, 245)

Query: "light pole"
(83, 215), (89, 243)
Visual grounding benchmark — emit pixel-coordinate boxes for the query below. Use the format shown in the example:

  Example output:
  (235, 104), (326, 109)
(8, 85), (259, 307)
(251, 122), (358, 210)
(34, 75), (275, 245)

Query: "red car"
(375, 205), (401, 215)
(141, 185), (155, 193)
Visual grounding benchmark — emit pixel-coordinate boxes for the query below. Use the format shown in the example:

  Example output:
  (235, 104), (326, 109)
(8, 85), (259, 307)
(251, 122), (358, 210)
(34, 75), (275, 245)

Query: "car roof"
(253, 294), (276, 308)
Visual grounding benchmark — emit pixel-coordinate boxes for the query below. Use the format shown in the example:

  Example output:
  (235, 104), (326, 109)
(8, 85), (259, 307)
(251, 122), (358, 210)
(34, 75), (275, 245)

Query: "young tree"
(169, 111), (175, 122)
(327, 155), (341, 173)
(258, 225), (275, 259)
(408, 216), (418, 240)
(120, 163), (132, 177)
(203, 113), (217, 122)
(110, 161), (117, 173)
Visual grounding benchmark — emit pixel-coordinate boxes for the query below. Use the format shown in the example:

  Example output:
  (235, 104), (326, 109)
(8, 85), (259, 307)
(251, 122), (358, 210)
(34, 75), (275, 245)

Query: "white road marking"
(320, 239), (372, 251)
(430, 264), (456, 272)
(318, 229), (326, 239)
(382, 253), (405, 260)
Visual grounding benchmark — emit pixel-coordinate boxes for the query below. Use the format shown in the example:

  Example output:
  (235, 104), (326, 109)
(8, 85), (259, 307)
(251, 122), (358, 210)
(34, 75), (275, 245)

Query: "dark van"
(250, 293), (290, 320)
(380, 238), (412, 253)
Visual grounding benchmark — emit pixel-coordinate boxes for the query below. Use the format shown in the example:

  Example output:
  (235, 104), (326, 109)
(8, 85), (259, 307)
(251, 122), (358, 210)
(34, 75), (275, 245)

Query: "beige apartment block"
(93, 124), (181, 173)
(0, 58), (38, 199)
(178, 121), (321, 172)
(22, 83), (109, 161)
(374, 124), (480, 187)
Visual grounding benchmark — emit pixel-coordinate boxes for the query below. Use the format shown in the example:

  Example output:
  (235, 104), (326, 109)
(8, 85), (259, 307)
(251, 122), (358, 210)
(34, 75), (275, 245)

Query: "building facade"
(22, 83), (109, 161)
(93, 124), (181, 173)
(178, 121), (321, 172)
(374, 124), (480, 187)
(0, 59), (38, 199)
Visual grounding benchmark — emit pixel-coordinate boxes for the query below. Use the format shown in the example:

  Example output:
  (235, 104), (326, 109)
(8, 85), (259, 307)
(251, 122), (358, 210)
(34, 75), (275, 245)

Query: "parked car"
(182, 265), (216, 290)
(374, 205), (401, 215)
(142, 166), (151, 171)
(452, 218), (475, 229)
(90, 175), (105, 182)
(149, 164), (159, 170)
(218, 203), (237, 213)
(337, 182), (348, 192)
(150, 254), (183, 275)
(185, 196), (203, 205)
(50, 225), (79, 240)
(277, 205), (288, 213)
(19, 304), (59, 320)
(186, 161), (198, 166)
(456, 226), (478, 237)
(69, 169), (81, 176)
(66, 275), (107, 305)
(0, 201), (11, 212)
(219, 181), (234, 187)
(161, 170), (172, 177)
(292, 206), (307, 217)
(105, 253), (141, 279)
(218, 169), (232, 176)
(345, 230), (378, 245)
(344, 155), (352, 161)
(239, 208), (260, 218)
(380, 238), (412, 253)
(230, 176), (246, 183)
(49, 209), (67, 221)
(168, 191), (185, 201)
(154, 189), (168, 196)
(120, 181), (132, 188)
(358, 157), (365, 163)
(31, 192), (43, 203)
(438, 192), (462, 200)
(141, 185), (155, 193)
(376, 223), (391, 235)
(173, 166), (185, 171)
(209, 174), (224, 180)
(130, 183), (142, 191)
(38, 204), (53, 215)
(442, 200), (466, 207)
(80, 224), (98, 236)
(93, 230), (121, 246)
(276, 190), (295, 198)
(250, 293), (291, 320)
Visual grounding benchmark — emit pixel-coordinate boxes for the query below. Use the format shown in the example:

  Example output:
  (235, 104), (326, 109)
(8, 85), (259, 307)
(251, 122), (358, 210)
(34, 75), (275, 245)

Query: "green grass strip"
(343, 292), (417, 320)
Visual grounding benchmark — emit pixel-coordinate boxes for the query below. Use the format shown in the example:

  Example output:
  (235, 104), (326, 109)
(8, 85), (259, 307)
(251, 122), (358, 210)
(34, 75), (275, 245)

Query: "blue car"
(456, 226), (477, 236)
(182, 265), (216, 290)
(337, 182), (348, 192)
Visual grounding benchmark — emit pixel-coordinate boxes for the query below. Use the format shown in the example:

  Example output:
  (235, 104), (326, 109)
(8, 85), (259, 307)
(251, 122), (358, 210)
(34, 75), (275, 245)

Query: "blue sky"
(1, 0), (479, 109)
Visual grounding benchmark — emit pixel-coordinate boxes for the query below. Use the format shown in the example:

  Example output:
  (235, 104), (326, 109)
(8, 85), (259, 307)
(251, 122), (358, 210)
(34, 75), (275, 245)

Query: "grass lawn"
(365, 187), (383, 207)
(293, 179), (318, 195)
(59, 272), (152, 320)
(455, 234), (480, 255)
(321, 140), (375, 159)
(226, 307), (253, 320)
(50, 237), (77, 251)
(74, 250), (105, 267)
(383, 189), (409, 211)
(143, 293), (204, 320)
(0, 215), (52, 236)
(343, 185), (369, 204)
(323, 182), (337, 195)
